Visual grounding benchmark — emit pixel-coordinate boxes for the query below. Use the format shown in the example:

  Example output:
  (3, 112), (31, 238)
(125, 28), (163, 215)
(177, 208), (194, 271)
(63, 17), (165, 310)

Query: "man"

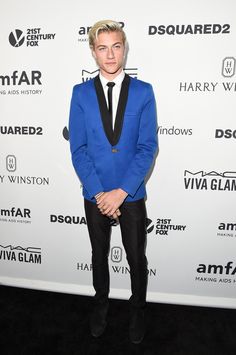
(69, 20), (158, 344)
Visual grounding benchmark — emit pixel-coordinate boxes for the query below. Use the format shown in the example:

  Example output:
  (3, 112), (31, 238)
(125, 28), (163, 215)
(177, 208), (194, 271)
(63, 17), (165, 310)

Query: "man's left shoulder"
(129, 76), (153, 91)
(128, 77), (154, 100)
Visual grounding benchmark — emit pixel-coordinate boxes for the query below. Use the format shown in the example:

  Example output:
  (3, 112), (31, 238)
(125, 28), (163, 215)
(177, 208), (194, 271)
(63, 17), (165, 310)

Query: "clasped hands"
(95, 189), (128, 219)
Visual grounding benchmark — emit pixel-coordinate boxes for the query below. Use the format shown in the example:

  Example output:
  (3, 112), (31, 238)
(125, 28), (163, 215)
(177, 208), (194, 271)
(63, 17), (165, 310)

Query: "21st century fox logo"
(146, 218), (186, 236)
(9, 28), (56, 47)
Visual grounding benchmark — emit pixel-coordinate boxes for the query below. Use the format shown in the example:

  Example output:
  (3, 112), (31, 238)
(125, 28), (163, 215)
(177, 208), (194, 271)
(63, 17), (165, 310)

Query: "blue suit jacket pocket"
(124, 111), (140, 116)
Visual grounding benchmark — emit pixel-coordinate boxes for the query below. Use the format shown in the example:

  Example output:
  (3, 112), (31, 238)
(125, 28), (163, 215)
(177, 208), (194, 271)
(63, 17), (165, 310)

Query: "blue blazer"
(69, 74), (158, 202)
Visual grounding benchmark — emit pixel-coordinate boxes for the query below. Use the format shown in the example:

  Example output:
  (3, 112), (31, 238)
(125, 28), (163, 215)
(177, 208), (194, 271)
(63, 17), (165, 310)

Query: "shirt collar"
(99, 70), (125, 89)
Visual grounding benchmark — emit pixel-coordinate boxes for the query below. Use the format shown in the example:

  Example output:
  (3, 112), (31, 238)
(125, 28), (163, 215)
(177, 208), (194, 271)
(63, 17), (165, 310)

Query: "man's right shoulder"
(72, 78), (95, 92)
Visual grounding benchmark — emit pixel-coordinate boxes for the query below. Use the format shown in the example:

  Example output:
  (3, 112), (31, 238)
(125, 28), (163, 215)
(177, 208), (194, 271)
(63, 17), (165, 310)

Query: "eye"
(114, 44), (121, 49)
(98, 47), (106, 51)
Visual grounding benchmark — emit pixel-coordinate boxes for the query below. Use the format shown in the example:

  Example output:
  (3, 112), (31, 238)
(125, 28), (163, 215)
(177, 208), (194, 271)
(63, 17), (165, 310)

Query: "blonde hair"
(88, 20), (126, 48)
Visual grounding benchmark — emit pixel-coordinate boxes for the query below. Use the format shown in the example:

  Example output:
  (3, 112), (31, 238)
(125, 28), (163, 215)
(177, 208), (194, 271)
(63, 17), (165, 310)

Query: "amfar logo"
(0, 71), (42, 86)
(217, 221), (236, 238)
(184, 170), (236, 191)
(0, 207), (31, 224)
(218, 222), (236, 231)
(195, 261), (236, 284)
(215, 129), (236, 139)
(148, 24), (230, 36)
(217, 221), (236, 239)
(197, 261), (236, 275)
(0, 207), (30, 218)
(222, 57), (235, 78)
(0, 70), (43, 95)
(111, 246), (122, 263)
(9, 28), (56, 47)
(0, 244), (41, 264)
(78, 22), (125, 42)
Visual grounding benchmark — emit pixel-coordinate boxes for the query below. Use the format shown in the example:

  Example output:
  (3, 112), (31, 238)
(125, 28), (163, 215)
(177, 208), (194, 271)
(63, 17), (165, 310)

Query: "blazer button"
(112, 148), (118, 153)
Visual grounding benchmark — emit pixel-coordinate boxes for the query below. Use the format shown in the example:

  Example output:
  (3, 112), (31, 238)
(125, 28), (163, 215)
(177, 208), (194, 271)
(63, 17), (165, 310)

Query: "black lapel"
(113, 74), (130, 146)
(94, 74), (130, 146)
(94, 75), (114, 145)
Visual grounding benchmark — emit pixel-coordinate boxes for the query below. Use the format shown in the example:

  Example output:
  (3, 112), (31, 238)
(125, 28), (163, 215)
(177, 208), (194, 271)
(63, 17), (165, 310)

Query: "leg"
(84, 199), (111, 337)
(84, 199), (111, 306)
(119, 199), (148, 309)
(119, 198), (148, 343)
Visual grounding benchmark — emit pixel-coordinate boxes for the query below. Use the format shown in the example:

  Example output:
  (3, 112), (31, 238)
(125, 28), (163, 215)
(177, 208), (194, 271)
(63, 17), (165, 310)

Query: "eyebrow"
(96, 41), (122, 48)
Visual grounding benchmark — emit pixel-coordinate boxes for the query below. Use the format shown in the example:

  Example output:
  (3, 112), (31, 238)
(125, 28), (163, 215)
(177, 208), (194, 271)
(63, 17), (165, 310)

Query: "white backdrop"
(1, 0), (236, 309)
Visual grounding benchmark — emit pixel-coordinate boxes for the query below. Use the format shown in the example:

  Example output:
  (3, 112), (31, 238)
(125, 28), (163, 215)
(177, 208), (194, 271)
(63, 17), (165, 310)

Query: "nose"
(107, 47), (114, 59)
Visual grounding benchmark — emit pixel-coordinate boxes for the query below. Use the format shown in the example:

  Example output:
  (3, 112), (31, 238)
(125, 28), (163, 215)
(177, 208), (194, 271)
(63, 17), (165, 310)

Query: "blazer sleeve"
(69, 85), (104, 198)
(119, 84), (158, 197)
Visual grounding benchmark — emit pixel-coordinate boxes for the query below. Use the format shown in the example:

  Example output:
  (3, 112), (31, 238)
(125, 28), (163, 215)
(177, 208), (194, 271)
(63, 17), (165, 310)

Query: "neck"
(100, 68), (123, 81)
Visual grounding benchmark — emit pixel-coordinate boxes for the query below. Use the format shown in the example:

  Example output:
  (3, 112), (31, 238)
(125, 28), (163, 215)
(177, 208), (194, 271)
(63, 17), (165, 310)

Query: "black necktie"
(107, 82), (115, 125)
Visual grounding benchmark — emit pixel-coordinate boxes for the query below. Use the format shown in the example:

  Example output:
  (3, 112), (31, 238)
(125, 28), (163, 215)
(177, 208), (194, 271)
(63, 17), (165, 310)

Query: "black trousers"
(84, 198), (148, 309)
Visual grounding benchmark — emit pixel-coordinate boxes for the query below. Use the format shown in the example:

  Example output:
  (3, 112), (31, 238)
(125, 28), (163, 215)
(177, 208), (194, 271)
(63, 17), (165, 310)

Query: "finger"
(97, 201), (109, 210)
(103, 206), (113, 216)
(116, 209), (121, 216)
(97, 200), (104, 207)
(109, 205), (121, 216)
(98, 204), (111, 215)
(100, 207), (108, 215)
(98, 205), (106, 214)
(97, 193), (107, 204)
(98, 201), (108, 210)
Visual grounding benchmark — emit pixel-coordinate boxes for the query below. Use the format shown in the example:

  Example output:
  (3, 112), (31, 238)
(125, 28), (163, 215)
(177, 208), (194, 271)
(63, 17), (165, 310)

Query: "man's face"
(92, 31), (125, 80)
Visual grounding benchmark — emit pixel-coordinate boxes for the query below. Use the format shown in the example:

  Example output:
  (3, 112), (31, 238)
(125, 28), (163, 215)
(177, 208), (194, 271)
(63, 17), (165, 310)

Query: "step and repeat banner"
(1, 0), (236, 308)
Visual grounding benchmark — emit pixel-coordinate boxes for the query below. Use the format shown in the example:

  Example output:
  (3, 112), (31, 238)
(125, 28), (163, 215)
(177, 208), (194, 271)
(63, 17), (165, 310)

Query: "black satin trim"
(94, 74), (130, 146)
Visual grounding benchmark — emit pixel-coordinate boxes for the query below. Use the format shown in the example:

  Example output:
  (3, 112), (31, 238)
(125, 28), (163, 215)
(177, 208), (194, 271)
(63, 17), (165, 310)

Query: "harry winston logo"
(6, 155), (16, 172)
(222, 57), (236, 77)
(111, 246), (122, 263)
